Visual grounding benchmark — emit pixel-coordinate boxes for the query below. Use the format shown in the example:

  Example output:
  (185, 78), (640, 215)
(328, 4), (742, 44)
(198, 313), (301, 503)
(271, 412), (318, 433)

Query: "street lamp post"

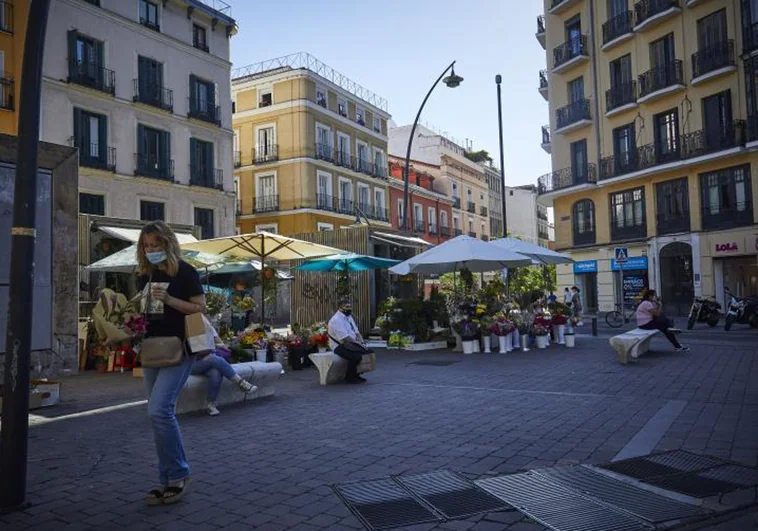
(495, 75), (507, 238)
(402, 61), (463, 232)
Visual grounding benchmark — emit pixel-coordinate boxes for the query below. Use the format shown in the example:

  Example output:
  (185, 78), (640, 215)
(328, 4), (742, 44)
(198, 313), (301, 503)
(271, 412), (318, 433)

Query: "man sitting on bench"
(328, 299), (370, 384)
(636, 289), (689, 352)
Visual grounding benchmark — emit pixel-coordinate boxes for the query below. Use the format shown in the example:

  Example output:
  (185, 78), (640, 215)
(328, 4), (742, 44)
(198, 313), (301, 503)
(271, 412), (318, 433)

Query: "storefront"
(573, 260), (598, 313)
(611, 256), (649, 311)
(709, 232), (758, 308)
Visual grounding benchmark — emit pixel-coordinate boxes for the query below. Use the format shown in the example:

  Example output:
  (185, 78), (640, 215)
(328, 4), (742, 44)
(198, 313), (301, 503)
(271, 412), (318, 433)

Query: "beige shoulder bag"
(139, 276), (185, 368)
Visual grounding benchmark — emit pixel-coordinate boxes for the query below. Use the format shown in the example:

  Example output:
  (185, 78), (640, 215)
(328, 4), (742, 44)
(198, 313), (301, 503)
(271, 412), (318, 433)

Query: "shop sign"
(611, 256), (648, 271)
(573, 260), (597, 274)
(623, 273), (647, 305)
(714, 241), (740, 254)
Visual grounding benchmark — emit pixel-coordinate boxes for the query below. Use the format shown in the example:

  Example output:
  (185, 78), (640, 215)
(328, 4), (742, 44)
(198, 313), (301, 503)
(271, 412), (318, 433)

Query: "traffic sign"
(614, 247), (629, 263)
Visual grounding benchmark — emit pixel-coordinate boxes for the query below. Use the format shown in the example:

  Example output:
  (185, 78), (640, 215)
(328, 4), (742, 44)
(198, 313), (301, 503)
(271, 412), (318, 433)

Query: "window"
(440, 210), (449, 228)
(697, 9), (727, 51)
(316, 86), (327, 108)
(316, 124), (332, 158)
(565, 15), (581, 43)
(317, 222), (334, 232)
(73, 108), (110, 170)
(373, 148), (384, 177)
(373, 115), (382, 133)
(338, 178), (353, 213)
(193, 24), (208, 52)
(140, 200), (165, 221)
(702, 90), (732, 151)
(258, 87), (272, 108)
(256, 173), (277, 212)
(572, 199), (595, 245)
(413, 203), (424, 231)
(317, 171), (333, 208)
(428, 207), (437, 232)
(398, 199), (405, 226)
(67, 31), (107, 92)
(653, 108), (679, 163)
(139, 0), (159, 31)
(136, 124), (171, 179)
(79, 193), (105, 215)
(656, 177), (690, 235)
(356, 141), (369, 172)
(373, 188), (385, 210)
(700, 164), (753, 229)
(356, 106), (365, 125)
(256, 126), (276, 161)
(612, 123), (636, 174)
(650, 33), (675, 68)
(610, 187), (646, 240)
(189, 75), (217, 123)
(194, 208), (214, 239)
(337, 133), (351, 166)
(570, 139), (588, 181)
(190, 138), (215, 187)
(357, 183), (370, 211)
(568, 77), (584, 103)
(608, 54), (633, 109)
(137, 56), (170, 110)
(338, 97), (347, 117)
(256, 223), (278, 233)
(608, 0), (627, 19)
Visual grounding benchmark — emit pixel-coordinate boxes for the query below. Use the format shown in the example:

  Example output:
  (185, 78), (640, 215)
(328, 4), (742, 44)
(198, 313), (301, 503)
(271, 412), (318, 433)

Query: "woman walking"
(571, 286), (583, 326)
(137, 221), (205, 506)
(636, 289), (689, 351)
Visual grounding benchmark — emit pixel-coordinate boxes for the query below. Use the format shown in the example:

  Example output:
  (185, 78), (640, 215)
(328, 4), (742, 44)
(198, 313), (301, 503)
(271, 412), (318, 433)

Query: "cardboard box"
(0, 381), (59, 410)
(133, 367), (144, 378)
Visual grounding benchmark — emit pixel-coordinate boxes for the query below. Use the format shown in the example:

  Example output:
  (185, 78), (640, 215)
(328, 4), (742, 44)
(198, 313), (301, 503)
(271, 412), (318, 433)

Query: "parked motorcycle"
(687, 297), (721, 329)
(723, 288), (758, 331)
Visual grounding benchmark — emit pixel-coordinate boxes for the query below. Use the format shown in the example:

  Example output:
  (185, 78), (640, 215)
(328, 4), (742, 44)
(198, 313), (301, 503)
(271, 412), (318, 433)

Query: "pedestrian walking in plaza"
(563, 287), (572, 305)
(328, 299), (371, 384)
(571, 286), (583, 325)
(137, 221), (206, 505)
(636, 289), (689, 351)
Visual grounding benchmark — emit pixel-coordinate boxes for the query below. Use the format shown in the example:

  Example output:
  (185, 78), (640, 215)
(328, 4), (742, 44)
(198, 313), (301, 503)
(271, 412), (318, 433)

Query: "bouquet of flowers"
(269, 335), (289, 354)
(490, 314), (514, 336)
(251, 337), (268, 351)
(547, 301), (570, 325)
(286, 333), (304, 349)
(453, 318), (479, 341)
(123, 314), (147, 339)
(238, 328), (266, 349)
(533, 314), (552, 330)
(532, 323), (550, 336)
(205, 291), (228, 316)
(511, 312), (531, 335)
(309, 322), (329, 348)
(231, 294), (256, 313)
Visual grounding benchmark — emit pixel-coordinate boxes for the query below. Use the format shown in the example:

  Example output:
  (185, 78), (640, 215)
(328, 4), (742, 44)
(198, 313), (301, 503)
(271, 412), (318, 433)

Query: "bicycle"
(605, 303), (635, 328)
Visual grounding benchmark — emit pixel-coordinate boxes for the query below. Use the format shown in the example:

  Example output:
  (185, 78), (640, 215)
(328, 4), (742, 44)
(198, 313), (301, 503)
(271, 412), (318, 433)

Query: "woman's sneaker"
(676, 346), (690, 352)
(205, 402), (220, 416)
(238, 380), (258, 394)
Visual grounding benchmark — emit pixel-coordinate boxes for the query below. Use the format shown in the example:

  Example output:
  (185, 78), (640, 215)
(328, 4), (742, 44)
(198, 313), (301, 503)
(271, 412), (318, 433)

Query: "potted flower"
(533, 323), (550, 349)
(453, 318), (478, 354)
(549, 302), (570, 345)
(490, 314), (514, 353)
(238, 328), (267, 360)
(309, 323), (330, 352)
(479, 316), (494, 353)
(565, 330), (576, 348)
(509, 313), (522, 350)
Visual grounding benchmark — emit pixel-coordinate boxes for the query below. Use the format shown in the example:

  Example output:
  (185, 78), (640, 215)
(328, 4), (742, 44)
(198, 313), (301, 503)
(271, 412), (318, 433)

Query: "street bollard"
(592, 317), (598, 336)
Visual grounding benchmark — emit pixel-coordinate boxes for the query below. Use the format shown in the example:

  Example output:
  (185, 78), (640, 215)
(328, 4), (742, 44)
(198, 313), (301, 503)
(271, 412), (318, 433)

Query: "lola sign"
(715, 242), (740, 253)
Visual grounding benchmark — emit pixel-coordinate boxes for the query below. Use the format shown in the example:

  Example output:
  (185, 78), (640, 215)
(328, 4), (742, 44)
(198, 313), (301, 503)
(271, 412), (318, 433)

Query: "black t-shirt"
(138, 260), (204, 340)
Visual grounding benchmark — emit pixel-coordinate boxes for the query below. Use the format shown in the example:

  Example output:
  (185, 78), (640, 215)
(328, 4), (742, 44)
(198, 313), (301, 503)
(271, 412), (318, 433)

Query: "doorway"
(576, 272), (598, 313)
(659, 242), (694, 316)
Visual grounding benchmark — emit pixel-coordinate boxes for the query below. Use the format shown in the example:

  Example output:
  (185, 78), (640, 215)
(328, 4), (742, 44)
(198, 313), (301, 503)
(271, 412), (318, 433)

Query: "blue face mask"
(146, 251), (167, 265)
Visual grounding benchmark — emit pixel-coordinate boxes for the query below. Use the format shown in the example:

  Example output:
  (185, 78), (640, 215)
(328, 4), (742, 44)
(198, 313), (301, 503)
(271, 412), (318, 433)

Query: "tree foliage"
(463, 150), (493, 164)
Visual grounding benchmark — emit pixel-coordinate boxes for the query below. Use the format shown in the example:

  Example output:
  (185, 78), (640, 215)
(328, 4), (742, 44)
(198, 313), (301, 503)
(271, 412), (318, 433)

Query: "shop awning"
(98, 225), (198, 244)
(370, 231), (432, 249)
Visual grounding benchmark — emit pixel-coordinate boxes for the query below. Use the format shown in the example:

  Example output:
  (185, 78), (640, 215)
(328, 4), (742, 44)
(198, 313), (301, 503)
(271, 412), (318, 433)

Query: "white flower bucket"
(536, 335), (548, 349)
(498, 335), (508, 353)
(505, 333), (513, 352)
(453, 332), (463, 352)
(565, 334), (575, 348)
(462, 340), (475, 354)
(473, 340), (480, 353)
(512, 329), (521, 350)
(482, 336), (491, 353)
(256, 349), (268, 362)
(521, 335), (530, 352)
(555, 324), (566, 345)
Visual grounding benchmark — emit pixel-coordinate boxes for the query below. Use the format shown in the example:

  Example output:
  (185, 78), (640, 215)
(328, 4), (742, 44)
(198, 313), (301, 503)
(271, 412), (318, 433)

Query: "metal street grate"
(643, 465), (758, 498)
(408, 360), (459, 367)
(333, 478), (440, 530)
(537, 466), (708, 523)
(395, 470), (510, 519)
(600, 450), (726, 480)
(477, 473), (652, 531)
(700, 465), (758, 487)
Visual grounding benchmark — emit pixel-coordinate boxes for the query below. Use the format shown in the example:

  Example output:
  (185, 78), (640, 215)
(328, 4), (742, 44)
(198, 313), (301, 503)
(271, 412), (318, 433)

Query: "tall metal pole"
(1, 0), (52, 511)
(495, 75), (507, 238)
(402, 61), (456, 232)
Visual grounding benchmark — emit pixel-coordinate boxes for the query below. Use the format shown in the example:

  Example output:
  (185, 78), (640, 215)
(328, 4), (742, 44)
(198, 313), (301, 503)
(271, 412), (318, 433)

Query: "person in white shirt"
(327, 299), (368, 384)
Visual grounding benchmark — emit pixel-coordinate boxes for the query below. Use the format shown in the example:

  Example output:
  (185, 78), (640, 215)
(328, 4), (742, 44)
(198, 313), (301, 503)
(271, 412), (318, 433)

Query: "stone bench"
(176, 361), (281, 414)
(609, 329), (662, 365)
(308, 352), (376, 385)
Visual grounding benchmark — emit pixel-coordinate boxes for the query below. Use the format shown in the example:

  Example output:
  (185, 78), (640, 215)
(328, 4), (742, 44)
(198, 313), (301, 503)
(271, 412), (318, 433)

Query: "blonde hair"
(137, 221), (181, 277)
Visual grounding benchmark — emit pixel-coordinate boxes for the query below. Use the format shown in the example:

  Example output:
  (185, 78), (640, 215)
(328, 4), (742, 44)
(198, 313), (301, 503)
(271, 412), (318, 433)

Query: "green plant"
(463, 149), (493, 164)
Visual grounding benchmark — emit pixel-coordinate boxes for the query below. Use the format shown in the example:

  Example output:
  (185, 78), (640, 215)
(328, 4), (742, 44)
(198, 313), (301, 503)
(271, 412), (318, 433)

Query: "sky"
(228, 0), (551, 188)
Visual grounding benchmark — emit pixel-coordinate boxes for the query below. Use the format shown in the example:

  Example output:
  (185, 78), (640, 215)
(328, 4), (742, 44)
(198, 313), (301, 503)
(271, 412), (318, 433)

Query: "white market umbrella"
(488, 237), (573, 265)
(85, 245), (225, 273)
(389, 235), (532, 275)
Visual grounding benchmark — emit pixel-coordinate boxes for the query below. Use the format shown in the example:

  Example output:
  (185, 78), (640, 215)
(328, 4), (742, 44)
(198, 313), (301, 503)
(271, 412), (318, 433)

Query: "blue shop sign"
(573, 260), (598, 274)
(611, 256), (648, 271)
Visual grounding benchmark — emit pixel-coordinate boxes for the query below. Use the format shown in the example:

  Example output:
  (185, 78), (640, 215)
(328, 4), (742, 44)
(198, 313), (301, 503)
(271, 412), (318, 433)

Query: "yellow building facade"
(232, 53), (393, 236)
(0, 0), (28, 135)
(537, 0), (758, 315)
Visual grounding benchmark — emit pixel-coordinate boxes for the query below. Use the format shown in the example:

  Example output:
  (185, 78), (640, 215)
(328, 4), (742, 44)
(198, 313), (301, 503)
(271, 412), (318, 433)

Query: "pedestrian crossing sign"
(614, 247), (629, 263)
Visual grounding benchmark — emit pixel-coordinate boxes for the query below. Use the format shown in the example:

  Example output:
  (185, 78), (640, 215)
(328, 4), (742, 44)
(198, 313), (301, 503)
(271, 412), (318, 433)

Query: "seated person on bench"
(635, 289), (689, 352)
(328, 299), (370, 384)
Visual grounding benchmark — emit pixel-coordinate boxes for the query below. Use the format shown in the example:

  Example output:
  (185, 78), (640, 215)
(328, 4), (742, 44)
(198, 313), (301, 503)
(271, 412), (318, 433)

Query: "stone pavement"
(1, 331), (757, 531)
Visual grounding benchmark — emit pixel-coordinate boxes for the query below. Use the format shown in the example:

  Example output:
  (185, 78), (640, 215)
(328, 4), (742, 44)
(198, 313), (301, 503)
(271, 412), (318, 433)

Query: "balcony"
(633, 0), (681, 32)
(133, 79), (173, 112)
(0, 1), (13, 33)
(337, 198), (354, 215)
(681, 120), (746, 159)
(692, 40), (736, 85)
(68, 61), (116, 95)
(468, 231), (477, 238)
(188, 98), (220, 126)
(140, 15), (160, 32)
(480, 206), (488, 217)
(548, 0), (582, 15)
(541, 125), (551, 154)
(0, 76), (13, 110)
(552, 35), (589, 74)
(69, 138), (116, 172)
(368, 206), (389, 222)
(538, 70), (548, 100)
(428, 224), (438, 235)
(537, 163), (597, 195)
(555, 99), (592, 134)
(637, 60), (684, 103)
(190, 168), (223, 190)
(657, 211), (690, 235)
(454, 228), (463, 237)
(316, 193), (338, 212)
(414, 221), (426, 234)
(702, 200), (753, 231)
(467, 201), (476, 214)
(440, 225), (450, 237)
(536, 15), (546, 49)
(605, 81), (638, 116)
(134, 153), (174, 181)
(234, 151), (241, 168)
(602, 11), (634, 50)
(254, 195), (280, 213)
(254, 144), (278, 164)
(452, 197), (461, 209)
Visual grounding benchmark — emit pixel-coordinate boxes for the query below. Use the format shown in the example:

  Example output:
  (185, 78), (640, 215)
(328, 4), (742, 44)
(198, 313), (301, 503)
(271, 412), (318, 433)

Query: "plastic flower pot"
(553, 324), (566, 345)
(565, 334), (575, 348)
(536, 335), (548, 349)
(482, 336), (491, 353)
(511, 329), (520, 350)
(256, 349), (268, 362)
(498, 335), (508, 353)
(462, 340), (475, 354)
(521, 334), (530, 351)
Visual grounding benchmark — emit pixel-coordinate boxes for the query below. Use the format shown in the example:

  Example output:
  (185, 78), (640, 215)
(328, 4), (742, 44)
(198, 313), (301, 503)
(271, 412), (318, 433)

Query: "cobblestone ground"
(1, 332), (757, 530)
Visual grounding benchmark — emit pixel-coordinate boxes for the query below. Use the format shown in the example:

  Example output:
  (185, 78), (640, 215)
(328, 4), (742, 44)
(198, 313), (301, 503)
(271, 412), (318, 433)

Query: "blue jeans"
(190, 354), (238, 403)
(143, 355), (194, 485)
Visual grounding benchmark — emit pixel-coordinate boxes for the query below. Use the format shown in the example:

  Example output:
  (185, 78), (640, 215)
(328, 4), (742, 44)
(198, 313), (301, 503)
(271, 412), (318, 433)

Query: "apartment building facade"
(503, 184), (552, 246)
(41, 0), (237, 239)
(389, 125), (491, 240)
(536, 0), (758, 315)
(231, 53), (392, 236)
(483, 163), (505, 239)
(0, 0), (27, 135)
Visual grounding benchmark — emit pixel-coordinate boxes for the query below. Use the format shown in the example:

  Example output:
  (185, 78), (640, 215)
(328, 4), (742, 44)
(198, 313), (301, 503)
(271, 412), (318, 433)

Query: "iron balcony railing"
(480, 206), (488, 217)
(188, 97), (220, 125)
(0, 76), (13, 111)
(542, 125), (551, 144)
(603, 11), (633, 44)
(68, 61), (116, 95)
(638, 60), (683, 98)
(468, 231), (477, 238)
(190, 167), (223, 189)
(749, 115), (758, 143)
(428, 223), (437, 235)
(134, 79), (173, 112)
(355, 157), (371, 174)
(454, 228), (463, 236)
(606, 80), (637, 111)
(440, 225), (450, 237)
(254, 195), (279, 213)
(254, 144), (278, 164)
(573, 228), (596, 246)
(140, 15), (160, 32)
(657, 211), (690, 235)
(452, 197), (461, 209)
(467, 201), (476, 213)
(538, 210), (548, 220)
(537, 163), (597, 194)
(553, 35), (588, 69)
(134, 153), (174, 181)
(193, 34), (209, 53)
(368, 206), (389, 222)
(314, 143), (386, 178)
(481, 235), (490, 242)
(68, 137), (116, 172)
(681, 120), (746, 158)
(234, 151), (241, 168)
(634, 0), (679, 27)
(316, 193), (337, 212)
(337, 198), (354, 215)
(692, 40), (735, 80)
(414, 220), (425, 233)
(539, 70), (548, 90)
(0, 1), (13, 34)
(556, 99), (591, 130)
(537, 15), (546, 34)
(702, 200), (753, 230)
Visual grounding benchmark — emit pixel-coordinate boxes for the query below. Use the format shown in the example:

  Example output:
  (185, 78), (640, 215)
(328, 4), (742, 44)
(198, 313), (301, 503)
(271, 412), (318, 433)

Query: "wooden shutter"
(189, 138), (197, 182)
(160, 130), (171, 179)
(98, 114), (108, 163)
(137, 124), (146, 163)
(207, 142), (214, 184)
